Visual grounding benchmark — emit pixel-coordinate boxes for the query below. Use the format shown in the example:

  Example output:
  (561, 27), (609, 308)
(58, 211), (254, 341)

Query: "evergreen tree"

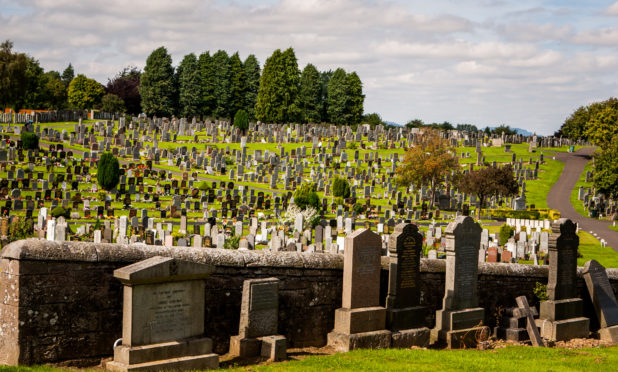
(299, 63), (322, 123)
(178, 53), (202, 118)
(255, 47), (301, 123)
(198, 52), (216, 117)
(0, 40), (28, 111)
(234, 109), (249, 133)
(139, 46), (176, 117)
(243, 54), (260, 120)
(61, 63), (74, 87)
(97, 152), (121, 191)
(211, 50), (230, 119)
(346, 72), (364, 124)
(326, 68), (349, 125)
(319, 70), (332, 122)
(228, 52), (246, 119)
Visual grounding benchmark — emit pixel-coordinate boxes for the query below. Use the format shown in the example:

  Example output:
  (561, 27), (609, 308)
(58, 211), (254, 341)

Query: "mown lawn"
(577, 231), (618, 268)
(4, 345), (617, 372)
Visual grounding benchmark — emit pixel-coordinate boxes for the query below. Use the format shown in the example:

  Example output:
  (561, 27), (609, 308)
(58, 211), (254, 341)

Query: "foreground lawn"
(578, 231), (618, 268)
(2, 346), (617, 372)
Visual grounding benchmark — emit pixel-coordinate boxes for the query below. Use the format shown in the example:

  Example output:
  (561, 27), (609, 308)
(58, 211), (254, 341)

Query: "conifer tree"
(299, 63), (322, 123)
(211, 50), (230, 119)
(243, 54), (260, 120)
(346, 72), (364, 124)
(228, 52), (246, 119)
(255, 48), (301, 123)
(178, 53), (201, 118)
(139, 47), (176, 117)
(198, 52), (216, 117)
(326, 68), (349, 125)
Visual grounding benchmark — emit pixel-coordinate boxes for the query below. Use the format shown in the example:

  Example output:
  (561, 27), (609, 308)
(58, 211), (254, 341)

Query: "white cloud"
(1, 0), (618, 135)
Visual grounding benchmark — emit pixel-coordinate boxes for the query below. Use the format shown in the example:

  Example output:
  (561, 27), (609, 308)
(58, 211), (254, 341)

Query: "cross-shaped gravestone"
(515, 296), (544, 347)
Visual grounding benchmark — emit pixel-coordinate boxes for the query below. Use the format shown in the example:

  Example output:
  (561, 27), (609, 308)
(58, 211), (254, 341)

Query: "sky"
(1, 0), (618, 135)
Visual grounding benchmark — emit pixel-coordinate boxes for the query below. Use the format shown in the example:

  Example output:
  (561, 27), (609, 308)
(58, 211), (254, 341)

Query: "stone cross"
(515, 296), (544, 347)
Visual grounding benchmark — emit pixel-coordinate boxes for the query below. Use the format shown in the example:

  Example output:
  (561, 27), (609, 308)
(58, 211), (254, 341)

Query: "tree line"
(1, 40), (366, 125)
(140, 46), (365, 124)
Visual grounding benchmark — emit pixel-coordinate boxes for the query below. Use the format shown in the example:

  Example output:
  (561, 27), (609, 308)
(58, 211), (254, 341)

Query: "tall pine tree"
(243, 54), (260, 120)
(198, 52), (216, 117)
(228, 52), (246, 120)
(255, 48), (301, 123)
(211, 50), (230, 119)
(299, 63), (322, 123)
(139, 47), (176, 117)
(178, 53), (201, 118)
(346, 72), (364, 125)
(320, 70), (333, 122)
(326, 68), (349, 125)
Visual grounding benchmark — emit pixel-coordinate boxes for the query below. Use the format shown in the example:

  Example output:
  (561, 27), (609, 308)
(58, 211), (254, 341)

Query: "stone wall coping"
(3, 239), (618, 280)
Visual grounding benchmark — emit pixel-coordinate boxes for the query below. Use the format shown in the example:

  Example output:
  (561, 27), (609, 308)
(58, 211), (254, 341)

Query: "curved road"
(547, 147), (618, 251)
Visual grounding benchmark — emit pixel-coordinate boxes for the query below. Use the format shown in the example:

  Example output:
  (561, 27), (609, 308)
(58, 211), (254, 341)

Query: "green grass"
(577, 231), (618, 268)
(2, 346), (618, 372)
(525, 159), (565, 209)
(610, 225), (618, 233)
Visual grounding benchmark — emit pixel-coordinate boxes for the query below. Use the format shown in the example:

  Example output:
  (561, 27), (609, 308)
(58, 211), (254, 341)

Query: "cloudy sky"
(2, 0), (618, 134)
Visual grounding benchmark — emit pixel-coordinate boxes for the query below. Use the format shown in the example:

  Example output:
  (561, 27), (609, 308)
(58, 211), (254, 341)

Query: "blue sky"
(1, 0), (618, 134)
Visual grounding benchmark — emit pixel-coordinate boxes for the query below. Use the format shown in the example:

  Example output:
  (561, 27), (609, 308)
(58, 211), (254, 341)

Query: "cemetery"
(0, 116), (617, 370)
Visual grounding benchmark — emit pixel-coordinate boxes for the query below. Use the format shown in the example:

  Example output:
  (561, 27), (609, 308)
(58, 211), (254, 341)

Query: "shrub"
(334, 197), (344, 206)
(198, 181), (211, 191)
(293, 182), (320, 211)
(489, 209), (541, 220)
(233, 109), (249, 133)
(224, 235), (240, 250)
(51, 206), (70, 219)
(332, 176), (351, 198)
(347, 142), (358, 150)
(100, 93), (126, 113)
(97, 152), (120, 191)
(534, 282), (548, 301)
(353, 202), (364, 214)
(21, 131), (39, 150)
(97, 190), (107, 202)
(8, 217), (33, 242)
(499, 224), (514, 246)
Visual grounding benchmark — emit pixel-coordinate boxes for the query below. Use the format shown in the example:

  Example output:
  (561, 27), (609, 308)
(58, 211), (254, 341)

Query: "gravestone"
(386, 223), (429, 347)
(583, 260), (618, 342)
(535, 219), (589, 341)
(229, 278), (286, 361)
(327, 229), (391, 351)
(430, 216), (489, 348)
(105, 256), (219, 371)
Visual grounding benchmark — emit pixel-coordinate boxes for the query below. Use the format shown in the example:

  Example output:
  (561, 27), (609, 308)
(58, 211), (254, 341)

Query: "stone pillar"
(327, 229), (391, 352)
(430, 216), (489, 348)
(386, 223), (429, 347)
(536, 219), (589, 341)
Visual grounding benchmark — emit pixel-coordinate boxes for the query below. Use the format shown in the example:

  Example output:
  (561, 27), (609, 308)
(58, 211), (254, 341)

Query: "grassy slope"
(525, 159), (564, 209)
(578, 231), (618, 268)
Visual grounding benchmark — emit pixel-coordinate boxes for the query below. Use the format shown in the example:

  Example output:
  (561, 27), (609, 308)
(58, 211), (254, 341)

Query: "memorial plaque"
(387, 223), (423, 309)
(239, 278), (280, 338)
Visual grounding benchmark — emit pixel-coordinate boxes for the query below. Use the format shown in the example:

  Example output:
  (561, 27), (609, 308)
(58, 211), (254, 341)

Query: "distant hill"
(384, 121), (403, 127)
(484, 126), (535, 136)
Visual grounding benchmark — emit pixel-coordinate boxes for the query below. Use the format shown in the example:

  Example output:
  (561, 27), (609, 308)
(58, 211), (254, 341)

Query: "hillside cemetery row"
(0, 117), (612, 263)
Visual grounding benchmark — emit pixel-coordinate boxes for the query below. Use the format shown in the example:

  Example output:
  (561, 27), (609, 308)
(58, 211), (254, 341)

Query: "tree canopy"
(299, 63), (323, 123)
(198, 51), (216, 117)
(243, 54), (260, 120)
(558, 98), (618, 147)
(106, 67), (141, 115)
(211, 50), (231, 119)
(0, 40), (28, 111)
(68, 74), (104, 110)
(593, 134), (618, 201)
(456, 165), (519, 218)
(396, 129), (459, 208)
(326, 68), (365, 125)
(255, 48), (301, 123)
(139, 46), (176, 117)
(178, 53), (201, 118)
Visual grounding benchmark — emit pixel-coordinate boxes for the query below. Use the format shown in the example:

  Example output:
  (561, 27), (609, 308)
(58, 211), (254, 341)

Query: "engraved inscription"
(354, 245), (379, 275)
(148, 286), (190, 337)
(399, 236), (418, 289)
(250, 283), (278, 312)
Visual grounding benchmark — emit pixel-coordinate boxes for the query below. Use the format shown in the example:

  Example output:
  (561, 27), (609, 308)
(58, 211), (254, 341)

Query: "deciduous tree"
(68, 74), (104, 110)
(594, 134), (618, 202)
(100, 93), (125, 113)
(456, 165), (519, 218)
(106, 67), (141, 115)
(396, 129), (459, 208)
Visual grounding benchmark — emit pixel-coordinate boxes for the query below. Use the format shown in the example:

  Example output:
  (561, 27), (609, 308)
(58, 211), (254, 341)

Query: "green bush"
(8, 217), (34, 242)
(293, 182), (320, 210)
(100, 93), (126, 113)
(233, 109), (249, 133)
(489, 209), (541, 220)
(353, 203), (364, 214)
(224, 235), (240, 250)
(332, 176), (351, 198)
(21, 131), (39, 150)
(499, 224), (514, 246)
(534, 282), (548, 301)
(97, 152), (120, 191)
(198, 181), (211, 191)
(334, 197), (344, 206)
(347, 142), (358, 150)
(51, 206), (70, 219)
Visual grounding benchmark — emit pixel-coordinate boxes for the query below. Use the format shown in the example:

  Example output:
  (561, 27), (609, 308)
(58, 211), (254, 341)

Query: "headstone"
(105, 256), (219, 371)
(536, 218), (589, 341)
(327, 229), (391, 351)
(430, 216), (489, 348)
(385, 223), (430, 347)
(583, 260), (618, 342)
(229, 278), (287, 361)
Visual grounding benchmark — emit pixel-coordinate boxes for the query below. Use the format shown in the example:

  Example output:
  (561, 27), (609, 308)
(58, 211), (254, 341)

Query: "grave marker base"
(598, 325), (618, 342)
(386, 306), (426, 331)
(430, 326), (490, 349)
(391, 327), (430, 348)
(535, 317), (589, 341)
(333, 307), (386, 334)
(327, 330), (392, 352)
(229, 335), (287, 362)
(106, 337), (218, 371)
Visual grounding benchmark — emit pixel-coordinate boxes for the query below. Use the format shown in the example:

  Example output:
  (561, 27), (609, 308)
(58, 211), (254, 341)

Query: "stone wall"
(1, 239), (617, 365)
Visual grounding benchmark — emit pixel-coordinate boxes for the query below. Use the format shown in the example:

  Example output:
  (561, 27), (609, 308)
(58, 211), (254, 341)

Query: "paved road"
(547, 147), (618, 251)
